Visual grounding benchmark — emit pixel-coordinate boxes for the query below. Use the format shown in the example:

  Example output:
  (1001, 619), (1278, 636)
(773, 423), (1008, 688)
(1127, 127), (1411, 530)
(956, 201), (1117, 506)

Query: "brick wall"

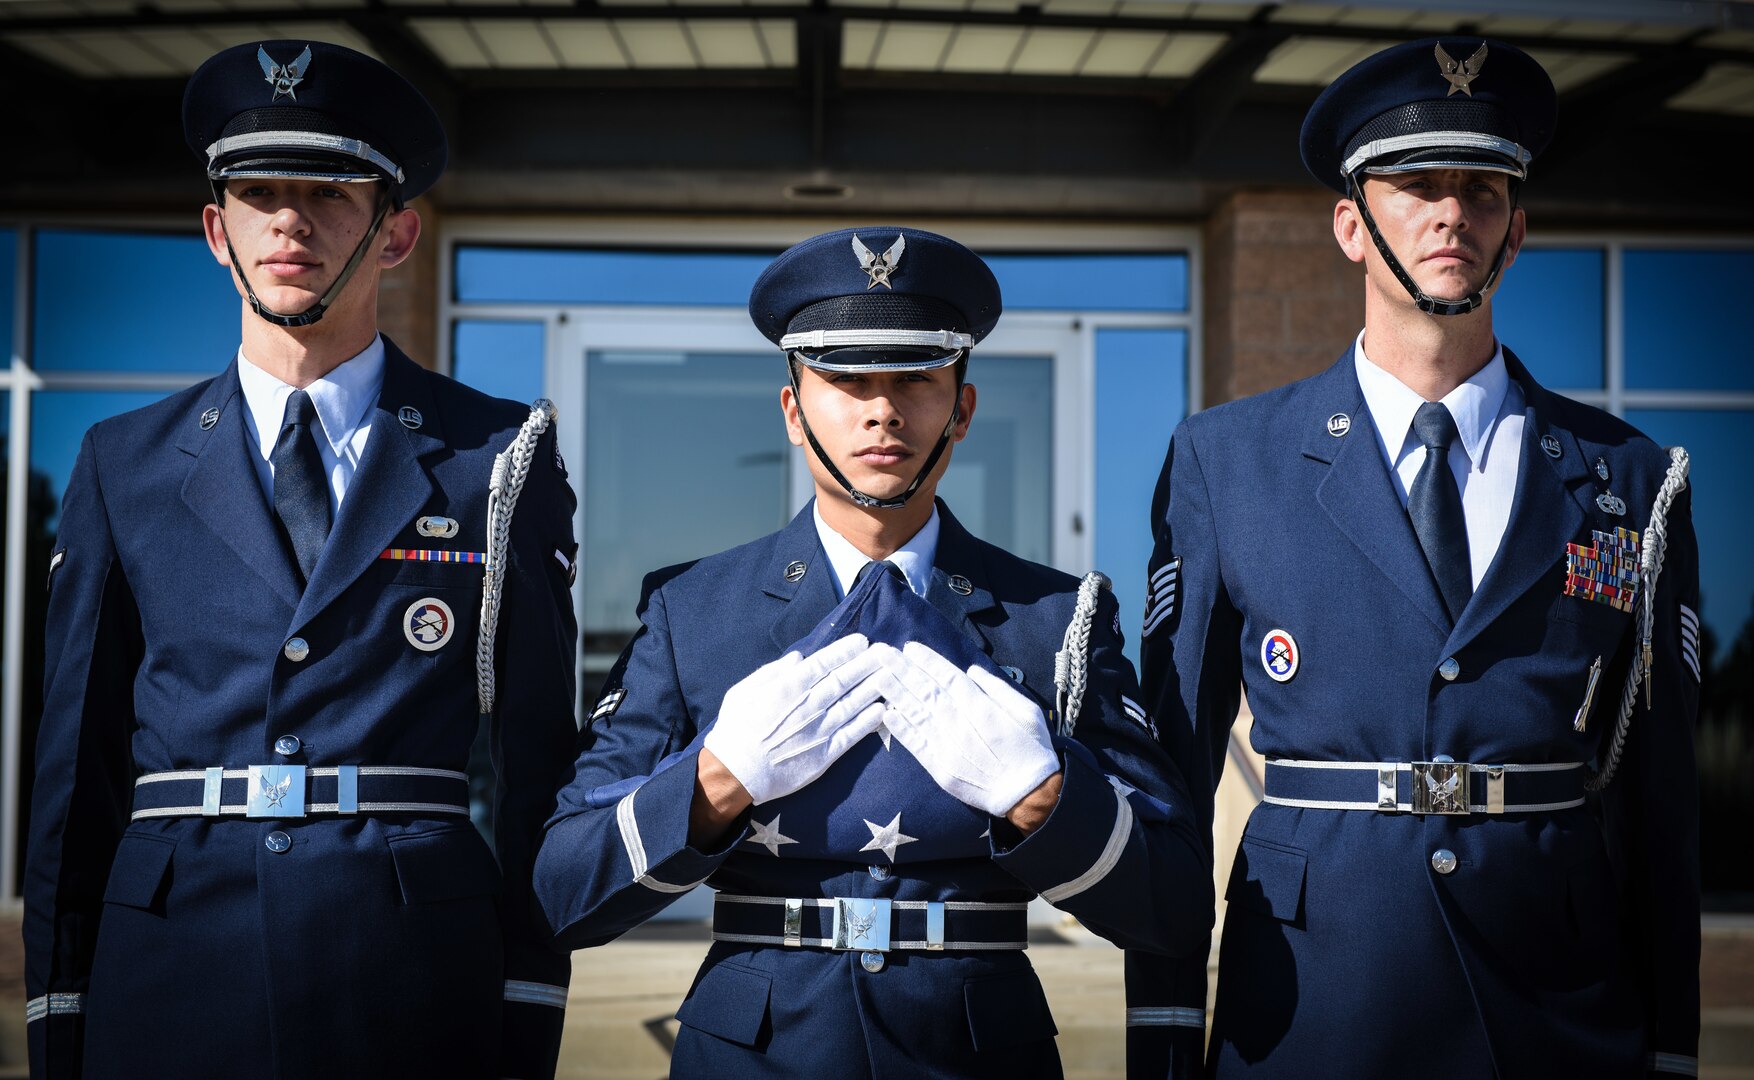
(1202, 189), (1364, 407)
(377, 199), (441, 370)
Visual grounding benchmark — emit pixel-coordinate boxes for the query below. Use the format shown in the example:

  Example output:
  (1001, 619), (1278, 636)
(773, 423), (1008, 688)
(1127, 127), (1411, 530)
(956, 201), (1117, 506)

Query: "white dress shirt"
(237, 335), (385, 516)
(1354, 331), (1525, 590)
(813, 501), (940, 600)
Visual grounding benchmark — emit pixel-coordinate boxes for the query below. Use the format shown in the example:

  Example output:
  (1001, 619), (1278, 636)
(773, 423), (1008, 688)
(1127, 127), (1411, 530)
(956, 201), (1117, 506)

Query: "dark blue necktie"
(854, 560), (906, 589)
(1408, 401), (1473, 623)
(273, 389), (332, 584)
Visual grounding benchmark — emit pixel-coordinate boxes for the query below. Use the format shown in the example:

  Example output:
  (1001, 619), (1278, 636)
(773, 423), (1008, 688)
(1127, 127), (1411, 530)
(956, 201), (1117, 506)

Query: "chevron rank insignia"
(1564, 527), (1640, 612)
(1680, 604), (1701, 682)
(1143, 556), (1181, 637)
(590, 688), (626, 724)
(1120, 695), (1157, 739)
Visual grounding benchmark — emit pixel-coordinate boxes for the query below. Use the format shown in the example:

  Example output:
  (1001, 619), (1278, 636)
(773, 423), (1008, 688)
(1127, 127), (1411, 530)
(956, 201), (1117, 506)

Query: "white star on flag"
(745, 815), (798, 857)
(860, 812), (918, 862)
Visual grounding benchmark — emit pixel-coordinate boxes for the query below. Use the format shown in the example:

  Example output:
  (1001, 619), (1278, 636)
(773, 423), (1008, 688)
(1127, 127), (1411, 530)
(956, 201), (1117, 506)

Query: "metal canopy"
(3, 0), (1751, 223)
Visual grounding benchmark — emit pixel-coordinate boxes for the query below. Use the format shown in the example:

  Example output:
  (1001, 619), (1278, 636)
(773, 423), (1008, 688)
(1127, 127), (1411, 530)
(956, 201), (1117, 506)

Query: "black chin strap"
(210, 180), (395, 329)
(1350, 173), (1519, 317)
(788, 359), (960, 511)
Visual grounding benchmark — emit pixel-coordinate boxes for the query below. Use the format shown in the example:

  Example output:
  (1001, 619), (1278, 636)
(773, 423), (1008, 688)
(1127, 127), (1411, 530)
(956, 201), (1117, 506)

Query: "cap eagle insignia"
(259, 45), (312, 102)
(1435, 42), (1488, 96)
(852, 233), (906, 290)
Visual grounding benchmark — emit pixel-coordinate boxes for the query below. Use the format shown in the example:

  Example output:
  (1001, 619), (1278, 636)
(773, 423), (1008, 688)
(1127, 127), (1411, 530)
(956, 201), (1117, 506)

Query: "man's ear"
(952, 381), (976, 442)
(202, 203), (232, 267)
(377, 206), (422, 268)
(1333, 197), (1369, 266)
(780, 382), (806, 448)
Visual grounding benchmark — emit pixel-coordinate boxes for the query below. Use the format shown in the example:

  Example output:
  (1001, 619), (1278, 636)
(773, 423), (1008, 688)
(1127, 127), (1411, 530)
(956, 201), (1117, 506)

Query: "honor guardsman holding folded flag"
(535, 227), (1211, 1077)
(1139, 38), (1701, 1079)
(24, 40), (579, 1079)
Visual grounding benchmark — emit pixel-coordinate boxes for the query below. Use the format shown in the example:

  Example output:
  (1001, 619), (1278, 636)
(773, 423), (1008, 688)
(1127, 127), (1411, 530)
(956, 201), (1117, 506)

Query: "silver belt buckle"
(1411, 761), (1468, 815)
(830, 897), (892, 953)
(246, 764), (307, 818)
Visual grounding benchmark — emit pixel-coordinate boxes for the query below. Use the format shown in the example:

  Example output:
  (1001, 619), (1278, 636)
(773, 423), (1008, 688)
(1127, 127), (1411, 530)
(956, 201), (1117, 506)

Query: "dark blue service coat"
(24, 342), (580, 1079)
(536, 501), (1212, 1078)
(1138, 348), (1700, 1079)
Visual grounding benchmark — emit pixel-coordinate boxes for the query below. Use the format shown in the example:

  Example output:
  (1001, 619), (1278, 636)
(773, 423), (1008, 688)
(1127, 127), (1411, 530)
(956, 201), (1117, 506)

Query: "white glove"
(703, 633), (890, 805)
(869, 640), (1061, 818)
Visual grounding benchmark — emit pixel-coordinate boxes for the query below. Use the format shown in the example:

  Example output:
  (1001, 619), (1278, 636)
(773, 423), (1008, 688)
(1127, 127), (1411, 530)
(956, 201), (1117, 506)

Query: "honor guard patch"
(1143, 557), (1181, 638)
(1680, 603), (1701, 682)
(1565, 527), (1640, 612)
(1261, 629), (1299, 682)
(403, 597), (455, 651)
(590, 688), (626, 724)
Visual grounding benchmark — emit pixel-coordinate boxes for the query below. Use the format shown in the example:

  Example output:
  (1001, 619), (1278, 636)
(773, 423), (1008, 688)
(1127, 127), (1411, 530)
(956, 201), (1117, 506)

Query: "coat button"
(274, 734), (302, 757)
(860, 951), (886, 973)
(265, 831), (293, 854)
(1430, 848), (1458, 875)
(1437, 657), (1460, 681)
(284, 638), (310, 662)
(868, 864), (890, 881)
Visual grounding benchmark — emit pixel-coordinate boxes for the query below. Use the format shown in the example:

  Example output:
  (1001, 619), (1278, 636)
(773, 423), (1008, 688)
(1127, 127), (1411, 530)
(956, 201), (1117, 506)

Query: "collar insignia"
(1435, 41), (1488, 97)
(852, 233), (906, 290)
(259, 45), (312, 102)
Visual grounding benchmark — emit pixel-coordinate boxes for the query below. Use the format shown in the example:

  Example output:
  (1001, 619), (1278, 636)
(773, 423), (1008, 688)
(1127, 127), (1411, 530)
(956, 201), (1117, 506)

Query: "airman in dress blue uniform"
(534, 227), (1212, 1077)
(1139, 39), (1701, 1079)
(24, 40), (579, 1079)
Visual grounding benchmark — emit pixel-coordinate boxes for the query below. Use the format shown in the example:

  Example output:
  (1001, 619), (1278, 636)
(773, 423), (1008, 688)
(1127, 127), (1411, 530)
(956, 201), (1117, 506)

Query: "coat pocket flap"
(675, 962), (771, 1048)
(1225, 836), (1307, 924)
(965, 968), (1058, 1053)
(103, 833), (176, 910)
(388, 829), (502, 905)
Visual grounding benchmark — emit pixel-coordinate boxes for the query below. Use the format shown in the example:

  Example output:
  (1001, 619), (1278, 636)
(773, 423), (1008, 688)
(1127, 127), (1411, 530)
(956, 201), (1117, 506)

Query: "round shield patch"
(1260, 629), (1299, 683)
(404, 597), (455, 652)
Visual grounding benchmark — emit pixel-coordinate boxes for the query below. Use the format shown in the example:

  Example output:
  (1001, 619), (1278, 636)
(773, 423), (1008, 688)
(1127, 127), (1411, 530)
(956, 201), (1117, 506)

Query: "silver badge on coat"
(1326, 413), (1351, 438)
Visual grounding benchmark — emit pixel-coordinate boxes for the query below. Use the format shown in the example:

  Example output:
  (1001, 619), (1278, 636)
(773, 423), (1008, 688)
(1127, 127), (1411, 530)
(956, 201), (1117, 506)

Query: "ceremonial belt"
(1263, 759), (1589, 815)
(712, 893), (1030, 952)
(131, 766), (470, 821)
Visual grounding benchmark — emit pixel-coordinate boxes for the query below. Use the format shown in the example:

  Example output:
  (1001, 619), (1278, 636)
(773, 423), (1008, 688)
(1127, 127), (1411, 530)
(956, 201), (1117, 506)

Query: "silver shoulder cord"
(1588, 445), (1690, 792)
(1054, 572), (1112, 738)
(477, 399), (558, 715)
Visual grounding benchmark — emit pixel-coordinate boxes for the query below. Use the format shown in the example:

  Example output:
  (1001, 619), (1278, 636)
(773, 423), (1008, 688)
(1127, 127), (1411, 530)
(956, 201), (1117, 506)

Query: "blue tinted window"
(33, 230), (236, 371)
(1, 229), (15, 359)
(1624, 251), (1754, 392)
(1624, 409), (1754, 672)
(1494, 248), (1604, 390)
(1095, 328), (1187, 667)
(988, 254), (1187, 313)
(455, 246), (1189, 313)
(453, 320), (544, 405)
(456, 248), (776, 306)
(32, 391), (171, 534)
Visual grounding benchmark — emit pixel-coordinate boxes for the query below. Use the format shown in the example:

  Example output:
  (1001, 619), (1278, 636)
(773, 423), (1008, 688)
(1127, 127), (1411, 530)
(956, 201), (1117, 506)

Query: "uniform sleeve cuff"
(1648, 1052), (1698, 1077)
(615, 748), (745, 893)
(992, 749), (1131, 903)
